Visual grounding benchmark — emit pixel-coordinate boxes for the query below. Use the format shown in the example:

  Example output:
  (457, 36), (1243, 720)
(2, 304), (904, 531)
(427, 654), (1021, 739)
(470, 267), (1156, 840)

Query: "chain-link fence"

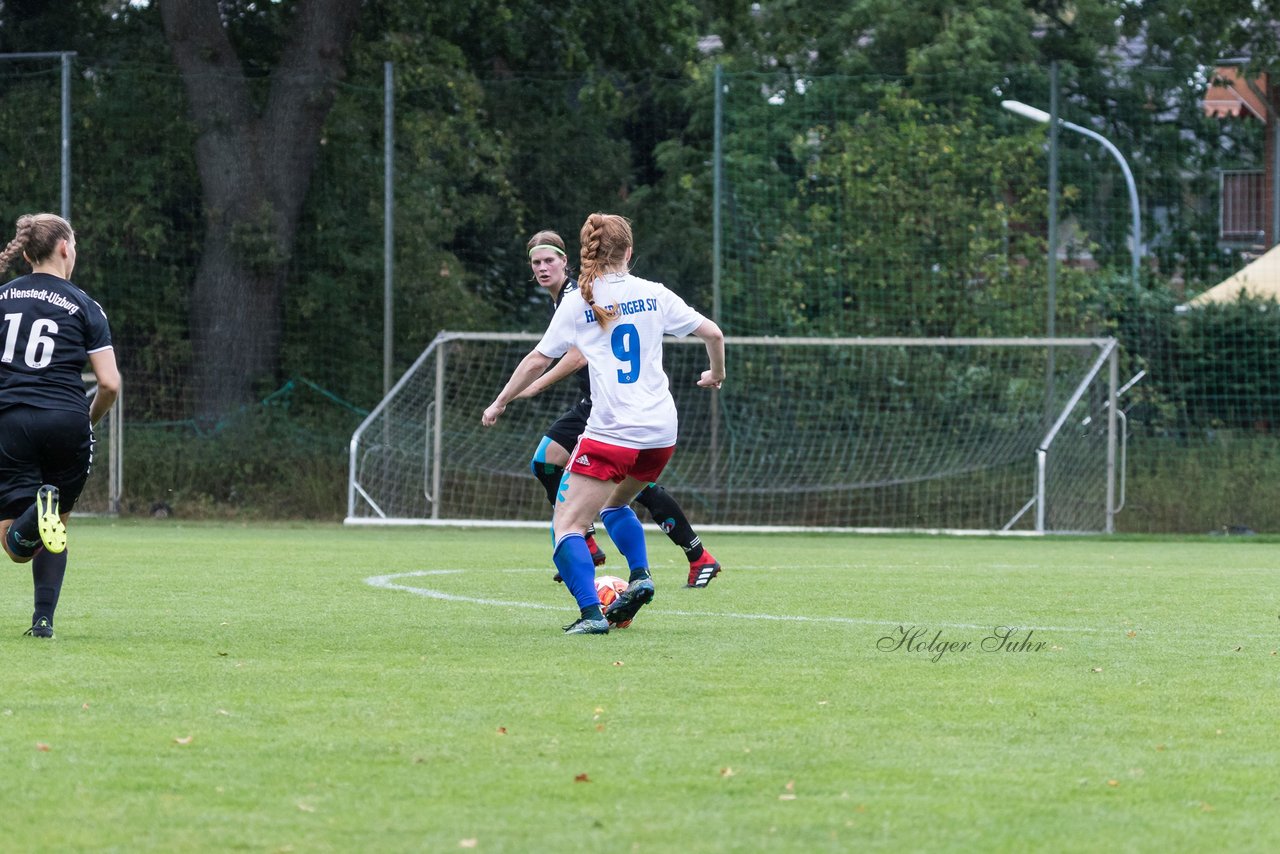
(0, 56), (1275, 531)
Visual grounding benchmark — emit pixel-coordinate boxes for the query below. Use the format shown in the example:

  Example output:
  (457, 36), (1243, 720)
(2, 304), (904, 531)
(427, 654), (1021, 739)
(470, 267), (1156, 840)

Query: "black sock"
(634, 484), (704, 561)
(581, 604), (603, 621)
(533, 463), (565, 507)
(628, 568), (650, 583)
(32, 547), (68, 625)
(9, 501), (41, 556)
(8, 527), (39, 558)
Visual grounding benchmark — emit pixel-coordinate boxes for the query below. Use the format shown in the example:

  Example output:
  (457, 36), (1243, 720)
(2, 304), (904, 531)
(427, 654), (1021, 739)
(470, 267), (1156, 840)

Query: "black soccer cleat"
(604, 577), (654, 626)
(562, 616), (610, 635)
(24, 616), (54, 639)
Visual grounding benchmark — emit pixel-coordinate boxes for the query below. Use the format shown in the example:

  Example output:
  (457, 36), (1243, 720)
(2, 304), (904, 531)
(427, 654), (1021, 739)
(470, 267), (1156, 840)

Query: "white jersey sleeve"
(656, 285), (705, 338)
(535, 289), (586, 359)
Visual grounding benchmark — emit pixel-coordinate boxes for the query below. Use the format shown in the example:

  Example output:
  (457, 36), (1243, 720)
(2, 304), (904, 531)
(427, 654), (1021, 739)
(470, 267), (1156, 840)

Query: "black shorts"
(0, 405), (94, 519)
(545, 399), (592, 454)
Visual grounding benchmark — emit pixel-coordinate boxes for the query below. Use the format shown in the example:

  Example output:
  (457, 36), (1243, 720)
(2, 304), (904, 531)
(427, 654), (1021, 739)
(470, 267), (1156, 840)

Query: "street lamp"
(1002, 99), (1142, 291)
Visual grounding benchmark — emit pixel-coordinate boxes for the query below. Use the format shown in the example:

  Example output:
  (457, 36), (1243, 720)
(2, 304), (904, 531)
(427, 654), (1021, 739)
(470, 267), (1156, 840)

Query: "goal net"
(347, 332), (1119, 533)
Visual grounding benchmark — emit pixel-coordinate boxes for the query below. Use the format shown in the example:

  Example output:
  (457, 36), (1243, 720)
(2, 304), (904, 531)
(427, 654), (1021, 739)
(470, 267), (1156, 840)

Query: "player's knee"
(532, 435), (555, 466)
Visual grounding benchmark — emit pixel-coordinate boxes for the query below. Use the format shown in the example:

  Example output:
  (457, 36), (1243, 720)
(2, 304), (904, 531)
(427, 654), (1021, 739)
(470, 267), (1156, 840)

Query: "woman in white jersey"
(483, 213), (724, 634)
(509, 228), (723, 588)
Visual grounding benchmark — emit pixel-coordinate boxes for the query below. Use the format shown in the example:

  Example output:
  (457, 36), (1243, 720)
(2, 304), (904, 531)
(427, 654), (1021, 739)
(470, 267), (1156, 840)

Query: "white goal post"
(347, 332), (1120, 534)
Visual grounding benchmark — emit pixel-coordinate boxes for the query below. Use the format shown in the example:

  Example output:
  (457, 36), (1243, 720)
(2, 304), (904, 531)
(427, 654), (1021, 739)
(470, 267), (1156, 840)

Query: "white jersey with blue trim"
(536, 271), (705, 449)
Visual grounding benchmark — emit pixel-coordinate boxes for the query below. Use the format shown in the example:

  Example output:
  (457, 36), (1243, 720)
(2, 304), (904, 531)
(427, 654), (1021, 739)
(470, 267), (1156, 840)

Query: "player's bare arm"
(88, 348), (121, 426)
(693, 319), (725, 389)
(514, 347), (586, 400)
(482, 349), (554, 426)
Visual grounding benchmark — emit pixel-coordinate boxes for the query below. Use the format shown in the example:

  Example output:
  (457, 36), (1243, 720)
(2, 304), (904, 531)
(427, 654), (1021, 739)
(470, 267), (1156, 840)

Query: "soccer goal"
(346, 332), (1120, 534)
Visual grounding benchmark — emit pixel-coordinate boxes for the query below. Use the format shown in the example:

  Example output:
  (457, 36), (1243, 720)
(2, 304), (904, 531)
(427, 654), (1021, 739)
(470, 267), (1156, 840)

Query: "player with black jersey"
(490, 229), (721, 588)
(0, 214), (120, 638)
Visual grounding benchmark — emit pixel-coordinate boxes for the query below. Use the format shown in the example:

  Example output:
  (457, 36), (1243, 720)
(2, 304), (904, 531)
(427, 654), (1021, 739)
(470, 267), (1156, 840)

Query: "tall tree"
(158, 0), (363, 419)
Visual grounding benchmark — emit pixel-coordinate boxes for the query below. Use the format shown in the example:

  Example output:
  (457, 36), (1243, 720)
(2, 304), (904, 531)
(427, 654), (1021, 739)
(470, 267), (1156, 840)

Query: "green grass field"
(2, 521), (1277, 852)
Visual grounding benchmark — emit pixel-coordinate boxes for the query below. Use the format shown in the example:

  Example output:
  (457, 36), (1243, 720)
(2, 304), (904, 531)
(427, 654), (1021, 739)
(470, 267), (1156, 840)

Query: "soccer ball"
(595, 575), (632, 628)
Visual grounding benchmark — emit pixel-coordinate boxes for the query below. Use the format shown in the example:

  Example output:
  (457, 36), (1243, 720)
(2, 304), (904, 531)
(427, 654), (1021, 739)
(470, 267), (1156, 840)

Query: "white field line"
(365, 569), (1101, 633)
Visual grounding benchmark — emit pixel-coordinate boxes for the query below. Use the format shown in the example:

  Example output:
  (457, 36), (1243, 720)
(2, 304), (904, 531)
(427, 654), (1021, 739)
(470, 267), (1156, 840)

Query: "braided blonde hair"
(0, 213), (73, 273)
(577, 212), (632, 330)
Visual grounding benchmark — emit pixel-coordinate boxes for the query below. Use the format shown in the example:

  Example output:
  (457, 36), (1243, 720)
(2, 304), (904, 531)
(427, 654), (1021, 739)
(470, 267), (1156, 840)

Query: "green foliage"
(0, 0), (1277, 527)
(123, 395), (360, 520)
(1124, 433), (1280, 532)
(1167, 300), (1280, 430)
(723, 85), (1049, 336)
(1089, 277), (1280, 434)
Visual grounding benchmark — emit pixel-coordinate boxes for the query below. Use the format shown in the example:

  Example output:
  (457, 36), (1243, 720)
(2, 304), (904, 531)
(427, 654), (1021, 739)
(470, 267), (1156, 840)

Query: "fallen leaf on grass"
(496, 727), (507, 735)
(1107, 779), (1119, 787)
(297, 802), (315, 813)
(1200, 802), (1213, 812)
(720, 767), (734, 778)
(35, 742), (50, 752)
(612, 661), (623, 667)
(785, 780), (795, 791)
(1091, 667), (1103, 673)
(778, 794), (797, 801)
(459, 840), (478, 849)
(1126, 631), (1137, 638)
(574, 773), (590, 783)
(595, 724), (605, 732)
(82, 703), (89, 710)
(174, 735), (194, 746)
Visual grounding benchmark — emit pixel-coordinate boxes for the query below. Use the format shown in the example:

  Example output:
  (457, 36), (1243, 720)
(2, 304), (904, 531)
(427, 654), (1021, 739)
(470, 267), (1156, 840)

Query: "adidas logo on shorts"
(575, 454), (590, 466)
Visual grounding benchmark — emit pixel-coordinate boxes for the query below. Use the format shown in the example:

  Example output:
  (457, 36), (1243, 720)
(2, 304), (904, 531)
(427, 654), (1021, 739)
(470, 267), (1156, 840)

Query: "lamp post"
(1002, 99), (1142, 291)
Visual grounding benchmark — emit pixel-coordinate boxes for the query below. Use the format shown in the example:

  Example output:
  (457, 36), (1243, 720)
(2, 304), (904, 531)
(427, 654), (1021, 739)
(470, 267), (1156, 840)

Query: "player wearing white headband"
(491, 228), (724, 592)
(484, 215), (725, 633)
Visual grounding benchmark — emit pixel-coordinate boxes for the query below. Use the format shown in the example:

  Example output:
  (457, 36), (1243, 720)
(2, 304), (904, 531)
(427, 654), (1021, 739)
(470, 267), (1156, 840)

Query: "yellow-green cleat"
(36, 485), (65, 554)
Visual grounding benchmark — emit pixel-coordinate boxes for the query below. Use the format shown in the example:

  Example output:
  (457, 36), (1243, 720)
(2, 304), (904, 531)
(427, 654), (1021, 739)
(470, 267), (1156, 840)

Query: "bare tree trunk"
(159, 0), (362, 420)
